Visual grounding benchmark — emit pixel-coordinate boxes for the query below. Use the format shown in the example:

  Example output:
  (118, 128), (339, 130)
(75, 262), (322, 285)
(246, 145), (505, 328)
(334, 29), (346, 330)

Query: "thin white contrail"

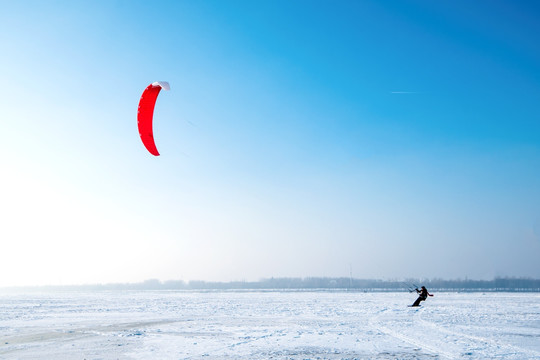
(390, 91), (419, 94)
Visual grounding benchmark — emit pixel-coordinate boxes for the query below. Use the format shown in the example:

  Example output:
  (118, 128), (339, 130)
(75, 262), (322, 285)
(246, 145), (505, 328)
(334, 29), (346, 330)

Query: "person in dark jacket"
(411, 286), (433, 307)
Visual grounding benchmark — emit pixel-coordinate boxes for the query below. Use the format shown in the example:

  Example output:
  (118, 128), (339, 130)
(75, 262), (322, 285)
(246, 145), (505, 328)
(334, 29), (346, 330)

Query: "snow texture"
(1, 291), (539, 359)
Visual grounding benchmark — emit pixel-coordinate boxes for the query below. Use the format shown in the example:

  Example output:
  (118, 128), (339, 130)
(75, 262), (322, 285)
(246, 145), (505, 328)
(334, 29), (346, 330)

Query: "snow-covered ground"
(0, 290), (539, 359)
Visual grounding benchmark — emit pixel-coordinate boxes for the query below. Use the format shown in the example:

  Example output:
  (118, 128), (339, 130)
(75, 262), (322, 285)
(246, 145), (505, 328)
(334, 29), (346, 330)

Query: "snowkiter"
(411, 286), (433, 307)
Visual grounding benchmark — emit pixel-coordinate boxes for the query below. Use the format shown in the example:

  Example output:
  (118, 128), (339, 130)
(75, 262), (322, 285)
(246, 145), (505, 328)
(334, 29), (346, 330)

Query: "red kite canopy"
(137, 81), (170, 156)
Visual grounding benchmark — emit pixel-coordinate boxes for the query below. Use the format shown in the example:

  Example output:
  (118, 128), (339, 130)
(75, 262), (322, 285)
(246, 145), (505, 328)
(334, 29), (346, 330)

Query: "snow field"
(0, 291), (539, 359)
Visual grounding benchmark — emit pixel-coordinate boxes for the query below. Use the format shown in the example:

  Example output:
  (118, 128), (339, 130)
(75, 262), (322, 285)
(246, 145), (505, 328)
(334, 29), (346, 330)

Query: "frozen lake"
(1, 291), (539, 359)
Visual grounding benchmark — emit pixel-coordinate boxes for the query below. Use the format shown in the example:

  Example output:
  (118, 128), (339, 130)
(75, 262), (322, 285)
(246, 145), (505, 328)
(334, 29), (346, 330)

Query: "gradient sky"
(1, 0), (539, 286)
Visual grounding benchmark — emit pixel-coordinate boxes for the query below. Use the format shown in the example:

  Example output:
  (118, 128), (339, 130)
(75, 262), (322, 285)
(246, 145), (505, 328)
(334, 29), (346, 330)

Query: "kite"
(137, 81), (170, 156)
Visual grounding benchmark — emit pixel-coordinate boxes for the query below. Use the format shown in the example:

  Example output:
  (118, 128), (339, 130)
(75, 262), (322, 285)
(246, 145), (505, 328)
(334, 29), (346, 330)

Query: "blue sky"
(1, 0), (539, 286)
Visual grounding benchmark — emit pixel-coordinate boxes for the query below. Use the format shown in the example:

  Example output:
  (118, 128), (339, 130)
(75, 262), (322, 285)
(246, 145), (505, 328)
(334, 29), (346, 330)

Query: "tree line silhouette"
(6, 277), (540, 292)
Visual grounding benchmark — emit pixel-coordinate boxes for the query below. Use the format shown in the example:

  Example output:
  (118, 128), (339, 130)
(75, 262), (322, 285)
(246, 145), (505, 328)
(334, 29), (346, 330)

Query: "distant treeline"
(5, 277), (540, 292)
